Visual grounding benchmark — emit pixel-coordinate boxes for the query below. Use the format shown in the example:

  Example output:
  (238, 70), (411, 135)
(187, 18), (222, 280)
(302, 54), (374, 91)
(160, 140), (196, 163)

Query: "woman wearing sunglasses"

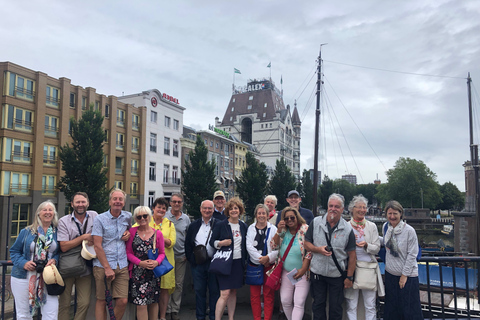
(270, 207), (311, 320)
(127, 206), (166, 320)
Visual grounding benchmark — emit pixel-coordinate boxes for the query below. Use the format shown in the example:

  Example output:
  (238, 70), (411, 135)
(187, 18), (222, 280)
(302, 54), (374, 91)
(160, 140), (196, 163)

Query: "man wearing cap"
(165, 193), (191, 320)
(57, 192), (98, 320)
(275, 190), (314, 226)
(92, 189), (131, 320)
(212, 190), (227, 221)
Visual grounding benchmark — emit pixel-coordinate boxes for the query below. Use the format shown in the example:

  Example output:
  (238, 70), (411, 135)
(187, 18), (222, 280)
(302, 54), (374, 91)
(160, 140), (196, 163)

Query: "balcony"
(116, 117), (125, 127)
(13, 119), (33, 132)
(116, 142), (124, 150)
(9, 183), (30, 195)
(132, 121), (139, 131)
(14, 86), (35, 101)
(43, 155), (57, 166)
(164, 148), (170, 156)
(42, 187), (56, 195)
(45, 125), (58, 138)
(150, 145), (157, 152)
(11, 151), (31, 163)
(162, 176), (181, 186)
(46, 95), (59, 108)
(173, 150), (179, 157)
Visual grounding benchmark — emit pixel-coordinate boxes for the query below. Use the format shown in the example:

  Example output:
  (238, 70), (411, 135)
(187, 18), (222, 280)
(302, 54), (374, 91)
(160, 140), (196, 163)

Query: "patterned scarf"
(385, 220), (405, 258)
(350, 218), (366, 238)
(28, 225), (54, 316)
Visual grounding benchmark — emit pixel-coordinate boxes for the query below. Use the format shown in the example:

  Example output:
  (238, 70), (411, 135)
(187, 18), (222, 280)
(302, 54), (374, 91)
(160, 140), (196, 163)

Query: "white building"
(119, 89), (185, 206)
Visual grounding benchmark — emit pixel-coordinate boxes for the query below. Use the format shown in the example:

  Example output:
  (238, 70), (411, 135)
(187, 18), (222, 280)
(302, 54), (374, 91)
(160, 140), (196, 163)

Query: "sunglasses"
(136, 214), (149, 220)
(171, 200), (182, 204)
(284, 216), (296, 222)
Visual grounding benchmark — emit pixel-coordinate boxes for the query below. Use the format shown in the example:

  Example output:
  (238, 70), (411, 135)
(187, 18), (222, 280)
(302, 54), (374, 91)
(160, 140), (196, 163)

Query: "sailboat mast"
(312, 46), (325, 215)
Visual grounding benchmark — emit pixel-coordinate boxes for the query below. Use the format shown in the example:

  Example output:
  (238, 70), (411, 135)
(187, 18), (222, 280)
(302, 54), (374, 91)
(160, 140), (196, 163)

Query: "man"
(212, 190), (227, 221)
(57, 192), (98, 320)
(92, 189), (131, 320)
(165, 193), (191, 320)
(275, 190), (314, 225)
(304, 193), (356, 320)
(185, 200), (219, 320)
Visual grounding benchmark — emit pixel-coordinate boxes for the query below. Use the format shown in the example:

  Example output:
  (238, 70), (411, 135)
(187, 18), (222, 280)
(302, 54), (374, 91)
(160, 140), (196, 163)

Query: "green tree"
(355, 183), (379, 206)
(57, 106), (110, 212)
(438, 181), (465, 211)
(181, 135), (217, 219)
(235, 152), (268, 220)
(333, 179), (356, 207)
(299, 170), (314, 212)
(319, 175), (333, 210)
(268, 158), (297, 210)
(376, 157), (442, 209)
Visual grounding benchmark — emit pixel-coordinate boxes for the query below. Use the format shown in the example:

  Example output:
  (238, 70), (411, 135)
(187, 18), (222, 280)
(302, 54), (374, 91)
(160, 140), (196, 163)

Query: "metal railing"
(0, 261), (15, 320)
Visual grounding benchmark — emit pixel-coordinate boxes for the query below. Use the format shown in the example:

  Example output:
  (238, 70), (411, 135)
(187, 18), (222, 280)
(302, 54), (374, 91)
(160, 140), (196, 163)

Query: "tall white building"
(215, 78), (301, 179)
(119, 89), (185, 206)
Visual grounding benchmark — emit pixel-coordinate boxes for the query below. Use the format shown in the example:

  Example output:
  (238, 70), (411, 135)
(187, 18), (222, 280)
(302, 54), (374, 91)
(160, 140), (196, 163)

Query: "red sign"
(151, 97), (158, 107)
(162, 93), (179, 104)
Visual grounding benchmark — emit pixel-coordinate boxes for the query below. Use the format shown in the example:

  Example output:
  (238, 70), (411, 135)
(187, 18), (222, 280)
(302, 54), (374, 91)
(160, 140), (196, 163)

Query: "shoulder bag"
(245, 227), (271, 285)
(194, 219), (214, 265)
(265, 226), (299, 291)
(209, 223), (234, 275)
(59, 216), (89, 278)
(148, 230), (174, 278)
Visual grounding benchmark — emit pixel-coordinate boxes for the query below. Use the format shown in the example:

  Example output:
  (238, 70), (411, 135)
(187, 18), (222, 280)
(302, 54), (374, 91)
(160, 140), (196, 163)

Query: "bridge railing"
(0, 261), (14, 320)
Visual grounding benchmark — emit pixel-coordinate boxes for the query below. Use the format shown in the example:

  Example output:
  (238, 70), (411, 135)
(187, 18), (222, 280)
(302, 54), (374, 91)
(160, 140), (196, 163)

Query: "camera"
(34, 259), (47, 273)
(325, 245), (332, 252)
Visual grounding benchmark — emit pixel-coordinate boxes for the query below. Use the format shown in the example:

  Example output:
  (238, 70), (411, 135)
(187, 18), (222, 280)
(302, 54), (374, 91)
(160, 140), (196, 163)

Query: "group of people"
(9, 187), (423, 320)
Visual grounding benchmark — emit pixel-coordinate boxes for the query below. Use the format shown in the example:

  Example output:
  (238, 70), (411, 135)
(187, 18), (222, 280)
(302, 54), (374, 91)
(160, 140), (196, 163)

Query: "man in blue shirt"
(92, 189), (131, 320)
(275, 190), (314, 226)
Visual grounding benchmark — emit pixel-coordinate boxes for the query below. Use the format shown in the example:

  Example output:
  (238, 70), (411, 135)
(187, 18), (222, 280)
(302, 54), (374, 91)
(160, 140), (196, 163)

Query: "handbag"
(148, 230), (174, 278)
(194, 221), (214, 265)
(58, 245), (88, 278)
(265, 226), (299, 291)
(209, 223), (234, 275)
(246, 227), (271, 286)
(353, 261), (377, 290)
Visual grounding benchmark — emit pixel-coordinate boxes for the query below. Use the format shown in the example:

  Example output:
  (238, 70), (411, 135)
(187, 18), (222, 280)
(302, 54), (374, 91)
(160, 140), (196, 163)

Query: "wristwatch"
(346, 276), (354, 281)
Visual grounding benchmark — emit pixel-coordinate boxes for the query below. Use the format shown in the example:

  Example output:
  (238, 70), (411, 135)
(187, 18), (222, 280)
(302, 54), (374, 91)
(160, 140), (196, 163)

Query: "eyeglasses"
(354, 206), (367, 210)
(136, 214), (149, 220)
(284, 216), (296, 222)
(171, 200), (183, 204)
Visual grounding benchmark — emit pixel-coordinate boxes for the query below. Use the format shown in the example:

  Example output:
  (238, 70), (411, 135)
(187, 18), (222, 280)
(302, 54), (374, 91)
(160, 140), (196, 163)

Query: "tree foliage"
(438, 181), (465, 211)
(318, 175), (334, 210)
(355, 183), (379, 207)
(298, 169), (314, 211)
(376, 157), (441, 209)
(235, 152), (268, 220)
(57, 107), (110, 213)
(332, 179), (356, 207)
(268, 158), (297, 210)
(181, 135), (217, 219)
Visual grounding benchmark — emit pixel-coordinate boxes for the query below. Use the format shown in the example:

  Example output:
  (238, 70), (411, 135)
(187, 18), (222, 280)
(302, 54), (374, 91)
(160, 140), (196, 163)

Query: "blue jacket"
(209, 219), (248, 267)
(10, 227), (60, 279)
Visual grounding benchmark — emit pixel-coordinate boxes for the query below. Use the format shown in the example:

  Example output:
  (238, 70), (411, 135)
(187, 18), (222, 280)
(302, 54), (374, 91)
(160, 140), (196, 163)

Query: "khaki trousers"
(58, 274), (93, 320)
(167, 256), (187, 313)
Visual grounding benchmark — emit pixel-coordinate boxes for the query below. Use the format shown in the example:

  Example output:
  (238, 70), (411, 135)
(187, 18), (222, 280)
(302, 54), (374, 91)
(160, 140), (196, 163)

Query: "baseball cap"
(287, 190), (300, 198)
(213, 190), (225, 199)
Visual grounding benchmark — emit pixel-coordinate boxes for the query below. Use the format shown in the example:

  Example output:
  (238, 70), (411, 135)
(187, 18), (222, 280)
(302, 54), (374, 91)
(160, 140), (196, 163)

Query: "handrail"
(0, 261), (14, 320)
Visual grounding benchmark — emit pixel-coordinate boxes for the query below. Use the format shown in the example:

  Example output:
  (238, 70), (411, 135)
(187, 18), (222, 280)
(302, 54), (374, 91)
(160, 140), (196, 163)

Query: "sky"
(2, 0), (480, 191)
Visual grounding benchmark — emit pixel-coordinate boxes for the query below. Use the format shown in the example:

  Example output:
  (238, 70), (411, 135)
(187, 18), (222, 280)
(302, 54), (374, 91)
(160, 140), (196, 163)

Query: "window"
(231, 107), (234, 112)
(94, 101), (100, 111)
(105, 104), (110, 118)
(264, 103), (267, 108)
(149, 162), (156, 181)
(233, 98), (235, 103)
(130, 182), (138, 198)
(117, 109), (125, 126)
(261, 124), (264, 128)
(42, 175), (56, 195)
(116, 133), (125, 150)
(151, 111), (157, 123)
(216, 142), (219, 149)
(163, 165), (169, 183)
(263, 113), (266, 117)
(173, 119), (179, 130)
(164, 137), (170, 155)
(46, 86), (60, 108)
(10, 204), (30, 242)
(132, 114), (139, 130)
(103, 155), (108, 167)
(225, 144), (229, 156)
(6, 72), (35, 101)
(270, 123), (272, 128)
(148, 191), (155, 208)
(43, 145), (57, 166)
(247, 105), (252, 110)
(114, 181), (123, 190)
(132, 137), (139, 153)
(115, 157), (124, 174)
(210, 141), (213, 147)
(173, 140), (179, 157)
(150, 133), (157, 152)
(172, 166), (179, 184)
(2, 138), (31, 163)
(45, 115), (59, 138)
(104, 130), (109, 143)
(131, 159), (138, 175)
(165, 116), (171, 128)
(230, 117), (232, 121)
(69, 121), (73, 136)
(2, 105), (34, 132)
(82, 96), (87, 110)
(220, 142), (223, 150)
(249, 96), (253, 100)
(2, 171), (31, 195)
(70, 93), (76, 108)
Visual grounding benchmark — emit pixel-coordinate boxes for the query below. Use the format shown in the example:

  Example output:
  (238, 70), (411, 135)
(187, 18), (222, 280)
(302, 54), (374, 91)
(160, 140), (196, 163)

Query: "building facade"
(342, 174), (357, 185)
(118, 89), (185, 207)
(0, 61), (146, 259)
(215, 78), (301, 179)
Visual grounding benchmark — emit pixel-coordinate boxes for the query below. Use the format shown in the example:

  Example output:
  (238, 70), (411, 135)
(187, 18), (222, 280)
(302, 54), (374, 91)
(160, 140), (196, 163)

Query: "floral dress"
(129, 232), (161, 305)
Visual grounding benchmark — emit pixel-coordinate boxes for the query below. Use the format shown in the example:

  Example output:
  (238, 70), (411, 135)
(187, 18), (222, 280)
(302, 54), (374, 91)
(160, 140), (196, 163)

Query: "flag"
(267, 62), (271, 68)
(234, 68), (241, 74)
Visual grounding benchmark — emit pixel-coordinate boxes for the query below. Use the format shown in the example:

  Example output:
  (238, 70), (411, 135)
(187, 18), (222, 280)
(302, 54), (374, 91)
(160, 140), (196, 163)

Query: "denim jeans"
(192, 261), (220, 320)
(310, 272), (345, 320)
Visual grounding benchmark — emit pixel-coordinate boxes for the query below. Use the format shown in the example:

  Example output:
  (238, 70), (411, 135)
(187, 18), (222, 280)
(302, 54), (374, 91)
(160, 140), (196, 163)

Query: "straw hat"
(81, 240), (97, 260)
(43, 265), (65, 286)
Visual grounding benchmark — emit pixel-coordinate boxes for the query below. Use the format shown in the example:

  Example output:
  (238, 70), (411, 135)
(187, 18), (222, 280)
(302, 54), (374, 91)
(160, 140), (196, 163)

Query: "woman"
(344, 195), (384, 320)
(246, 204), (279, 320)
(264, 195), (278, 225)
(383, 200), (423, 320)
(271, 207), (311, 320)
(127, 206), (166, 320)
(210, 197), (248, 320)
(10, 200), (60, 320)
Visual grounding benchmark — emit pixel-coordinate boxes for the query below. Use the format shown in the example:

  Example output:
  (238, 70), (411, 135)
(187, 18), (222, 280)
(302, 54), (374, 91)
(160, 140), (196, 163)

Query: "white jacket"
(246, 222), (279, 265)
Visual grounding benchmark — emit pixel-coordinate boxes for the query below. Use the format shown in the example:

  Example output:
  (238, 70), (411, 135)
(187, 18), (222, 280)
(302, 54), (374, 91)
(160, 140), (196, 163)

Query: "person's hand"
(259, 255), (270, 266)
(164, 239), (172, 247)
(293, 267), (306, 280)
(399, 275), (407, 289)
(105, 267), (115, 280)
(46, 259), (56, 266)
(220, 239), (232, 247)
(356, 241), (367, 248)
(320, 246), (332, 256)
(24, 261), (36, 271)
(121, 231), (130, 242)
(344, 277), (353, 288)
(83, 233), (94, 243)
(277, 220), (286, 232)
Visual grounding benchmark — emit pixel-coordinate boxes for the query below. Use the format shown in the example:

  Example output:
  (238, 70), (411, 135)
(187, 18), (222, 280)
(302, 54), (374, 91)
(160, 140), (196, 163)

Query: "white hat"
(43, 265), (65, 286)
(81, 240), (97, 260)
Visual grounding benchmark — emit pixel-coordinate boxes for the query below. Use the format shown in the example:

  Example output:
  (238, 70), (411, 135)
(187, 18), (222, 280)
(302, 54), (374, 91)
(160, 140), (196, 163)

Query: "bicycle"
(0, 284), (12, 302)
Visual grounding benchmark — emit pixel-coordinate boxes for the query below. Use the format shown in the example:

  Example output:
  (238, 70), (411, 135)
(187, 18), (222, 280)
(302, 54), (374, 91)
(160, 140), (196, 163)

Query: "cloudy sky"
(2, 0), (479, 191)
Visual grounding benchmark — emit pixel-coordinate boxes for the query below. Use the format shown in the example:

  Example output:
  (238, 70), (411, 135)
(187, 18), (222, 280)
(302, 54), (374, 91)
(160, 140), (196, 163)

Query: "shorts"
(93, 266), (129, 300)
